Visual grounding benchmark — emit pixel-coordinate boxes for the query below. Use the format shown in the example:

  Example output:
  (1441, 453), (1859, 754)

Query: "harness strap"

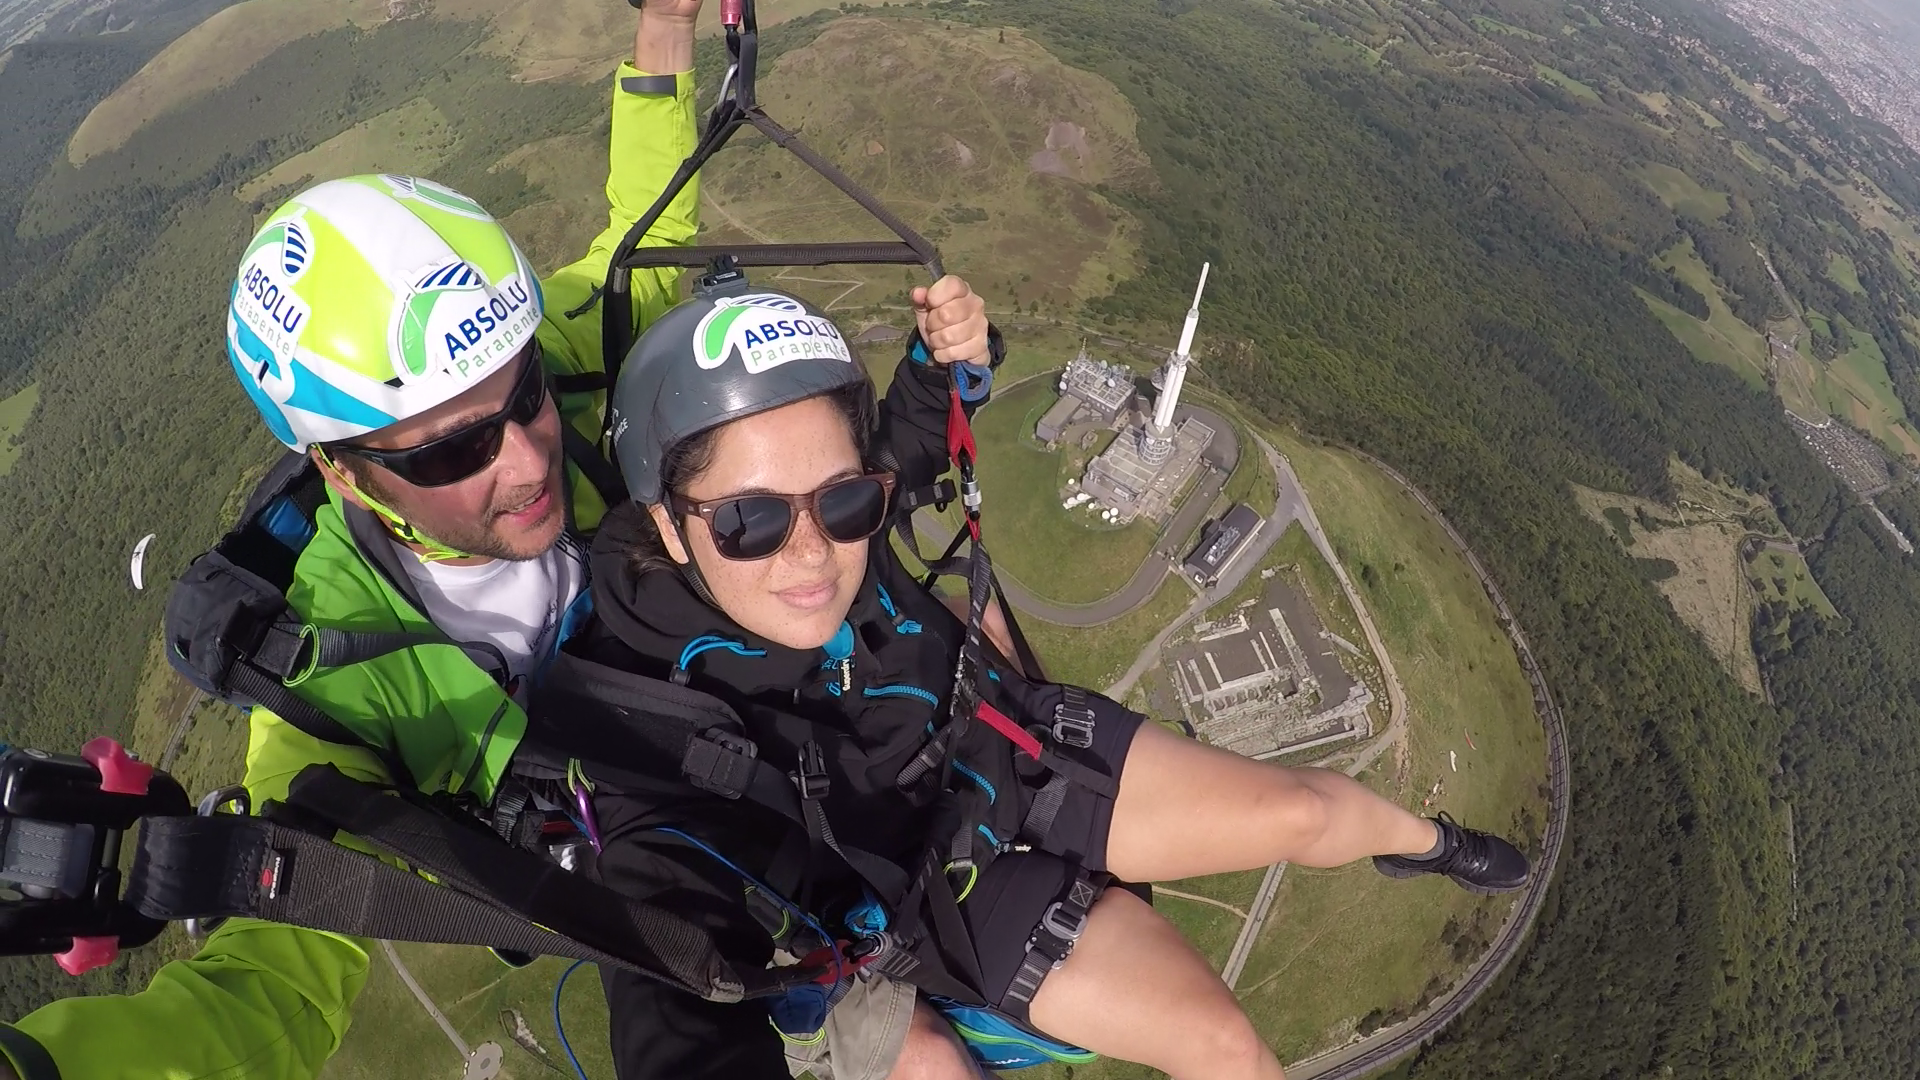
(999, 869), (1108, 1024)
(562, 424), (629, 514)
(551, 372), (608, 394)
(1020, 773), (1071, 847)
(223, 664), (417, 789)
(122, 767), (827, 1002)
(973, 702), (1043, 760)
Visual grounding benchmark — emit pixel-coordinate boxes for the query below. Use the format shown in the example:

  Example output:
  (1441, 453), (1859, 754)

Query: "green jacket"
(0, 64), (698, 1080)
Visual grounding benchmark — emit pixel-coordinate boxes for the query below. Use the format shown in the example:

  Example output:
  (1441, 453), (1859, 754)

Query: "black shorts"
(1018, 689), (1145, 872)
(963, 690), (1147, 1006)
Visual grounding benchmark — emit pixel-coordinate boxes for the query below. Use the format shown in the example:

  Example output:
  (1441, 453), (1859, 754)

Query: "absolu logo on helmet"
(232, 218), (314, 374)
(392, 259), (539, 381)
(694, 293), (852, 374)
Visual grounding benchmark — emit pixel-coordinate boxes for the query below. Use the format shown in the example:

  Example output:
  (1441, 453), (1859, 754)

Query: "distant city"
(1712, 0), (1920, 152)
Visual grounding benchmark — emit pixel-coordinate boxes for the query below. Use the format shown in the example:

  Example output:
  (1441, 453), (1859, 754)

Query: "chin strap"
(314, 447), (479, 563)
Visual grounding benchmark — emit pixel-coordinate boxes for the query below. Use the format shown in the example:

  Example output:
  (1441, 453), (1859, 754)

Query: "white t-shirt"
(397, 534), (588, 697)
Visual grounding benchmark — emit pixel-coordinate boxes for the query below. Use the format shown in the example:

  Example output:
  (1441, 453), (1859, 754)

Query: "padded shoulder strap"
(125, 765), (823, 1002)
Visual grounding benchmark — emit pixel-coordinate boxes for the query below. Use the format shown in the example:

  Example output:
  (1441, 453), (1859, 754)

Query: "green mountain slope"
(945, 0), (1913, 1074)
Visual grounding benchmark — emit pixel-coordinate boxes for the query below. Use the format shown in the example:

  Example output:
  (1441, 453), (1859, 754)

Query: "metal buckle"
(1040, 898), (1089, 943)
(1050, 702), (1097, 749)
(794, 741), (830, 802)
(682, 728), (758, 799)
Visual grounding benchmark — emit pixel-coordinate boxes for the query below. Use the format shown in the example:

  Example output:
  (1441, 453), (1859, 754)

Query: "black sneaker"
(1373, 813), (1531, 895)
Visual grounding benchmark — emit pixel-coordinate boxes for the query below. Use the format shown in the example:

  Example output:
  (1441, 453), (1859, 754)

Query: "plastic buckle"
(795, 742), (831, 802)
(682, 729), (759, 799)
(1050, 702), (1097, 750)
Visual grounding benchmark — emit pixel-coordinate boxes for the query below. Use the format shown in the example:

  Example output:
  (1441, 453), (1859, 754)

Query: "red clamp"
(797, 940), (873, 985)
(55, 936), (120, 976)
(81, 737), (154, 796)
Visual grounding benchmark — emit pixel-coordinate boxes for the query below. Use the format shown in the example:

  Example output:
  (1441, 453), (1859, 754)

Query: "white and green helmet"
(225, 174), (545, 451)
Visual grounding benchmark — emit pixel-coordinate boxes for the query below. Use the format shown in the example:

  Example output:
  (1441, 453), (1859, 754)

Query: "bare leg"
(1025, 888), (1284, 1080)
(884, 1001), (981, 1079)
(1104, 722), (1439, 883)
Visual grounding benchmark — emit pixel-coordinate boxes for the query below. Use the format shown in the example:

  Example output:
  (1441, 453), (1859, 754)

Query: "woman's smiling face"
(649, 395), (871, 649)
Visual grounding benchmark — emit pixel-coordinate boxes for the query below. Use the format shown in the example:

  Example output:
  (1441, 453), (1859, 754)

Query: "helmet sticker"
(380, 174), (493, 221)
(232, 224), (312, 366)
(391, 259), (539, 382)
(694, 293), (852, 374)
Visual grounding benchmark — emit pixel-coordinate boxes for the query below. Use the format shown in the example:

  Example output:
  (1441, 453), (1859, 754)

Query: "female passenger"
(562, 275), (1531, 1080)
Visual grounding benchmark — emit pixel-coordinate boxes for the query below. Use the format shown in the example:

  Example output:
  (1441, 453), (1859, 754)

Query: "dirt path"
(1154, 887), (1251, 921)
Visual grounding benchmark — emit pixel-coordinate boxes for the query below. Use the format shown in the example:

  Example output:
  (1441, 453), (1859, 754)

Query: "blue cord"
(650, 827), (846, 986)
(554, 959), (590, 1080)
(677, 635), (766, 670)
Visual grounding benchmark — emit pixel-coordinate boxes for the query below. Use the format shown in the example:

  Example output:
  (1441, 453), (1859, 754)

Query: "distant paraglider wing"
(131, 533), (156, 591)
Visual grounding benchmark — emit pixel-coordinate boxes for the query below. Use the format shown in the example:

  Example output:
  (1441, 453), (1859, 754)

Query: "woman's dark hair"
(626, 383), (877, 574)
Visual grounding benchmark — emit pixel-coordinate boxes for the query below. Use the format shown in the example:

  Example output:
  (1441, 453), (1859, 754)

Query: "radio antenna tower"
(1140, 261), (1210, 464)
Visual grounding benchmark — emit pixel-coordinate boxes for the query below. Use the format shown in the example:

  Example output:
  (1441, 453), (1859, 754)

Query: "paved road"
(1103, 439), (1300, 697)
(1220, 861), (1286, 989)
(380, 939), (470, 1060)
(157, 689), (207, 770)
(1213, 437), (1412, 1000)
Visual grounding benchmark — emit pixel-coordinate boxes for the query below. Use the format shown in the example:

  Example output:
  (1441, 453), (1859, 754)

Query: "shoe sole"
(1455, 876), (1528, 896)
(1375, 860), (1530, 895)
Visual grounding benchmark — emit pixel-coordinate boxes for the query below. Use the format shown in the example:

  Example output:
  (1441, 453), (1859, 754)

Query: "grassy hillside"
(695, 16), (1148, 317)
(0, 382), (38, 476)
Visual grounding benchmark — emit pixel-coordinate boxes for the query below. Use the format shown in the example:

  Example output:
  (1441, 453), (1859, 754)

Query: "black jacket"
(563, 347), (1021, 1079)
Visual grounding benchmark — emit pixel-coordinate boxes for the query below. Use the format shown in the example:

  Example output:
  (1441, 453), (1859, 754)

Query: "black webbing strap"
(249, 618), (509, 695)
(1000, 869), (1108, 1024)
(562, 424), (628, 512)
(128, 810), (832, 1003)
(552, 371), (608, 394)
(224, 665), (417, 789)
(129, 812), (704, 985)
(618, 242), (931, 271)
(1020, 773), (1071, 847)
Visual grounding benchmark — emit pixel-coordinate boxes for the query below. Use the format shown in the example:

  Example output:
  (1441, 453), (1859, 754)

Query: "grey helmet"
(610, 274), (871, 504)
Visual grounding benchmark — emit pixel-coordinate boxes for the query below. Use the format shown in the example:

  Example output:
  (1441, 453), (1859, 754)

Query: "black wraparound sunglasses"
(670, 473), (898, 561)
(332, 347), (550, 488)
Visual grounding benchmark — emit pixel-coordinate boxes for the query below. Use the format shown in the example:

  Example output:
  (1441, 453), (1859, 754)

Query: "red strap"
(975, 701), (1043, 760)
(945, 386), (976, 472)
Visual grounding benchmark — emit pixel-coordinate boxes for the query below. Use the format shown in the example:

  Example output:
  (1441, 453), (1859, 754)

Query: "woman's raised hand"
(912, 276), (991, 368)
